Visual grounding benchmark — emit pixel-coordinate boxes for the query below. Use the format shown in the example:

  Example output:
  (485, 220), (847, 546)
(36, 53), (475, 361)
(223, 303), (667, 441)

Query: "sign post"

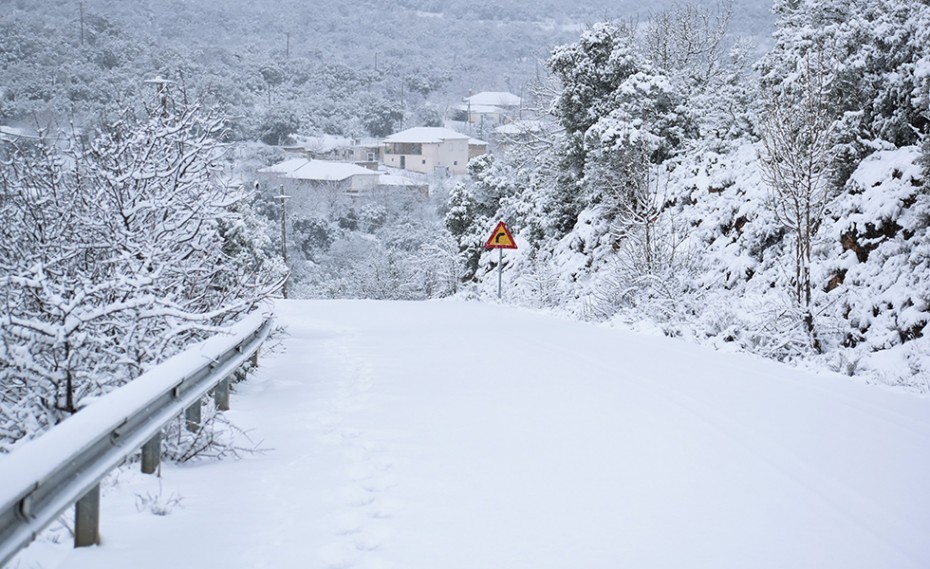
(484, 220), (518, 300)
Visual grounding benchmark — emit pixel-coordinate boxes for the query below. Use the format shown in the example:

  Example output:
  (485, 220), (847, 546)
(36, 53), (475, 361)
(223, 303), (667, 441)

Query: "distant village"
(257, 90), (543, 198)
(0, 89), (545, 201)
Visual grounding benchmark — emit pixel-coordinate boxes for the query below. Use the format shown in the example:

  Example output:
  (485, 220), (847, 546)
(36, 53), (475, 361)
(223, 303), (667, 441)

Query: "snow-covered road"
(15, 299), (930, 569)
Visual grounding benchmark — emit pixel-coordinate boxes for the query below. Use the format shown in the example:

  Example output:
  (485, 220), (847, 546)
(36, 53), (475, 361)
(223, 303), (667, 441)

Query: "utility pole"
(143, 76), (174, 117)
(466, 98), (472, 133)
(275, 184), (290, 299)
(399, 78), (405, 130)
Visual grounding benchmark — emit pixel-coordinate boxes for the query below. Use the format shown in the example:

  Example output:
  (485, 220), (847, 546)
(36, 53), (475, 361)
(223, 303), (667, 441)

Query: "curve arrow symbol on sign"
(485, 221), (517, 250)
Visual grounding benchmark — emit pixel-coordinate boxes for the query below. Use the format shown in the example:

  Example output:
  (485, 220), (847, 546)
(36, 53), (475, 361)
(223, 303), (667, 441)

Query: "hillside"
(448, 0), (930, 390)
(1, 0), (772, 140)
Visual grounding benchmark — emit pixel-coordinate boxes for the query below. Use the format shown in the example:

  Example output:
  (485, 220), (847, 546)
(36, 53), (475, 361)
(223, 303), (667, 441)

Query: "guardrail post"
(141, 432), (162, 474)
(213, 377), (231, 411)
(0, 316), (273, 567)
(185, 400), (202, 432)
(251, 347), (260, 368)
(74, 484), (100, 547)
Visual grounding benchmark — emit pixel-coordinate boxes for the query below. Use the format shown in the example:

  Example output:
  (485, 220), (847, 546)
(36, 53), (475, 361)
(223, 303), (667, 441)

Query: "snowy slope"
(11, 299), (930, 569)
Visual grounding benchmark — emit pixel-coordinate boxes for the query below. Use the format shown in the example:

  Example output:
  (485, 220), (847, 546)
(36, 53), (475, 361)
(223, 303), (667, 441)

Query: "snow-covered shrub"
(135, 483), (184, 516)
(818, 147), (929, 357)
(162, 398), (263, 463)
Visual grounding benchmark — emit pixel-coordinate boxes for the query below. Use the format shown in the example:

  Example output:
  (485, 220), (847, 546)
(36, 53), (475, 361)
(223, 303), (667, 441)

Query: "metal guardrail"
(0, 308), (273, 567)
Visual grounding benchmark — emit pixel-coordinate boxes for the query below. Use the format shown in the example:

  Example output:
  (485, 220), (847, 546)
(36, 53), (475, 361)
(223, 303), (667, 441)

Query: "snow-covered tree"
(548, 21), (645, 177)
(642, 2), (731, 87)
(760, 0), (930, 186)
(276, 184), (459, 301)
(545, 15), (708, 240)
(0, 92), (284, 451)
(758, 52), (836, 351)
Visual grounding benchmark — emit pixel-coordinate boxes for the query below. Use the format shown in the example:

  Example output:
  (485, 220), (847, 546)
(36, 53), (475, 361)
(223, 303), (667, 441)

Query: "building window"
(422, 159), (426, 165)
(453, 161), (458, 165)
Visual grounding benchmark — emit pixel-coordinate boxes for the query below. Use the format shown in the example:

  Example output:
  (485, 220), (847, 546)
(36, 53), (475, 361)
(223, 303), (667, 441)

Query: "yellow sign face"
(485, 221), (517, 250)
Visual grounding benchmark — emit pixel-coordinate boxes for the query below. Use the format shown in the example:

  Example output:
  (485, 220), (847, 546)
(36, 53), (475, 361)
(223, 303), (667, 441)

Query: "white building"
(468, 137), (489, 160)
(288, 135), (382, 165)
(492, 120), (546, 150)
(382, 127), (472, 176)
(377, 172), (429, 197)
(258, 158), (381, 194)
(457, 91), (523, 129)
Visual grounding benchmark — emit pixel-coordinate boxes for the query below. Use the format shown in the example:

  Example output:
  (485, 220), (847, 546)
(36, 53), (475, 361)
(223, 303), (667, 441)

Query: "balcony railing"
(384, 143), (422, 155)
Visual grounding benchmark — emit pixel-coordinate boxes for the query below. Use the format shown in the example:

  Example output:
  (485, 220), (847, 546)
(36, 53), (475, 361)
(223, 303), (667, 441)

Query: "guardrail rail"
(0, 308), (273, 566)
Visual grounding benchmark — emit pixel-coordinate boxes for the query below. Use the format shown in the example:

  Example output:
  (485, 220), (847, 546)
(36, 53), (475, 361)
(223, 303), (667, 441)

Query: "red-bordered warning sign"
(484, 220), (518, 250)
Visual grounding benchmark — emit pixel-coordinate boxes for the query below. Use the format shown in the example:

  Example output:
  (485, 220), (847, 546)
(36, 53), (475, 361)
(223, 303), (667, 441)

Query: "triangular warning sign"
(484, 220), (518, 250)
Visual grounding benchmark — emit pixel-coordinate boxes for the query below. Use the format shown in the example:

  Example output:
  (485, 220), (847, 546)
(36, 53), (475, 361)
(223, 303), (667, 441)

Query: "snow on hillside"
(468, 135), (929, 392)
(11, 299), (930, 569)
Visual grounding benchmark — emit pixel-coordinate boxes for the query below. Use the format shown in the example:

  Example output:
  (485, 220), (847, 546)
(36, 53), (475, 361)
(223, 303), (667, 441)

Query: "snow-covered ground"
(11, 299), (930, 569)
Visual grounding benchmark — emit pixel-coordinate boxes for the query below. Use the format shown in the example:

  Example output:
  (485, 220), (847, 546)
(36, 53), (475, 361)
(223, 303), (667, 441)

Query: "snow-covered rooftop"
(464, 91), (522, 107)
(469, 137), (488, 146)
(378, 173), (428, 187)
(494, 120), (545, 135)
(455, 103), (507, 114)
(258, 158), (308, 174)
(383, 127), (469, 144)
(259, 159), (379, 182)
(290, 161), (380, 182)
